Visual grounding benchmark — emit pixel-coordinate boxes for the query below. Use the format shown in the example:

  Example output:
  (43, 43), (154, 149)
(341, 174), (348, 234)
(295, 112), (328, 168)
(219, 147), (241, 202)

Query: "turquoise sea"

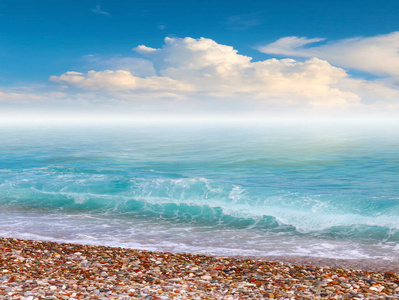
(1, 120), (399, 262)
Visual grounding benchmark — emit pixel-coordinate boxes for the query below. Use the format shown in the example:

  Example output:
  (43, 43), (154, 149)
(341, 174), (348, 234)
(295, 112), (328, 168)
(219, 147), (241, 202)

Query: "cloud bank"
(3, 35), (399, 119)
(51, 37), (362, 112)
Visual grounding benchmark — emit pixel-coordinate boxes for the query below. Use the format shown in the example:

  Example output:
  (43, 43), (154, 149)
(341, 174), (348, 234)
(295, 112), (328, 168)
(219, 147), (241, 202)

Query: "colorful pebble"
(1, 237), (398, 299)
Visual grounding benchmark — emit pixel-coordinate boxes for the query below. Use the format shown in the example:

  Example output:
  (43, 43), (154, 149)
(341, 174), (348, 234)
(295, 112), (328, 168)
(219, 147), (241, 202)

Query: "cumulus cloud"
(0, 89), (62, 103)
(50, 70), (193, 93)
(51, 37), (362, 109)
(0, 91), (39, 103)
(258, 32), (399, 79)
(84, 55), (156, 77)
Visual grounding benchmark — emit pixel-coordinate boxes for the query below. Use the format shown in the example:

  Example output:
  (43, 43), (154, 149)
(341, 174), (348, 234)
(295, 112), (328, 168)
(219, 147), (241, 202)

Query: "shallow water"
(1, 120), (399, 262)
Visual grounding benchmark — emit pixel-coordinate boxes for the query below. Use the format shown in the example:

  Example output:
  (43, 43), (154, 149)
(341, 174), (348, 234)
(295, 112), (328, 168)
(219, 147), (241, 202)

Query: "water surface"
(1, 120), (399, 262)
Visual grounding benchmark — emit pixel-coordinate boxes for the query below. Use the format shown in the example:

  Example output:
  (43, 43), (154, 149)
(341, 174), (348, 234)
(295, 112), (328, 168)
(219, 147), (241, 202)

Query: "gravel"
(1, 237), (399, 299)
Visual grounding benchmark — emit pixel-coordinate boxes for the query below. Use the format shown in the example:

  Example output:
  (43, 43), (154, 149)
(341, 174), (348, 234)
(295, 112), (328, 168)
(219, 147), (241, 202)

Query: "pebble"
(1, 237), (399, 299)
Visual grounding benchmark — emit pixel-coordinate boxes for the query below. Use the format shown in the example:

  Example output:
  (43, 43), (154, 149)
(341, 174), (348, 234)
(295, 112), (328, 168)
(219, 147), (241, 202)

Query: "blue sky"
(1, 0), (399, 119)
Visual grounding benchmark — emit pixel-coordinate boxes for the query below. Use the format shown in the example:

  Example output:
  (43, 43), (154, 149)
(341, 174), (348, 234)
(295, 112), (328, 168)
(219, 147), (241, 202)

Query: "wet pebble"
(1, 237), (399, 299)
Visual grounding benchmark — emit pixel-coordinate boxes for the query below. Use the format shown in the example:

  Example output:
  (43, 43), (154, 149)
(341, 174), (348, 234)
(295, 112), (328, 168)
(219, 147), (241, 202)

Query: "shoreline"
(236, 255), (399, 274)
(1, 237), (399, 299)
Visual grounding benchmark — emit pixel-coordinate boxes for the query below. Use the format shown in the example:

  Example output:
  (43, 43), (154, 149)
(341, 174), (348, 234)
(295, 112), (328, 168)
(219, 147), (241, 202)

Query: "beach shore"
(1, 237), (398, 299)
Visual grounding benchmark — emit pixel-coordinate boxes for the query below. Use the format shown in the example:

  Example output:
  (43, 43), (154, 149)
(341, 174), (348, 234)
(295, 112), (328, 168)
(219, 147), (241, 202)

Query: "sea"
(1, 119), (399, 263)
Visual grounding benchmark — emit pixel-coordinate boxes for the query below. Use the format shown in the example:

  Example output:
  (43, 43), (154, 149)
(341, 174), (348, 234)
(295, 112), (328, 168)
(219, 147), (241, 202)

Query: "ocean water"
(1, 120), (399, 262)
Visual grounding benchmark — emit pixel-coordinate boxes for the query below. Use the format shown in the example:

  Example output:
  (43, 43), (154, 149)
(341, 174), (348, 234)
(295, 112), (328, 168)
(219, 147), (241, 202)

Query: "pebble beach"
(1, 238), (399, 299)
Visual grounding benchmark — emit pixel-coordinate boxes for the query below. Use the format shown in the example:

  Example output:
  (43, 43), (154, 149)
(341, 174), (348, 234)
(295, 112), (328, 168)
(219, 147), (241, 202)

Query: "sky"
(1, 0), (399, 120)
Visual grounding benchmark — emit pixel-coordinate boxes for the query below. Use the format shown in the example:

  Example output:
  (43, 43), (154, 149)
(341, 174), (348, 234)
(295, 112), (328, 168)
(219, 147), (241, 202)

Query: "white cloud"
(258, 32), (399, 79)
(50, 70), (193, 93)
(135, 45), (159, 54)
(259, 36), (325, 54)
(0, 88), (70, 118)
(51, 37), (362, 110)
(43, 35), (399, 119)
(0, 91), (42, 103)
(84, 55), (156, 77)
(92, 4), (110, 16)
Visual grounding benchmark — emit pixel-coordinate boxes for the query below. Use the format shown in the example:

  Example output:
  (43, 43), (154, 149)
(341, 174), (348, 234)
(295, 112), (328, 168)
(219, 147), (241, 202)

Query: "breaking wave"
(1, 168), (399, 242)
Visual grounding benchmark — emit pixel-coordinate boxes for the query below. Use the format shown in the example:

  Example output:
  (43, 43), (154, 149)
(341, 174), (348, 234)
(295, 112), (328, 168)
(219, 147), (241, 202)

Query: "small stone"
(1, 237), (398, 300)
(122, 258), (129, 264)
(370, 285), (384, 292)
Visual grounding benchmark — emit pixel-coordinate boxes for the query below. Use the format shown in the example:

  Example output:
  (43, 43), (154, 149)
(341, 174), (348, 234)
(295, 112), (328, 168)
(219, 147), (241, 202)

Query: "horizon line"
(1, 114), (399, 124)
